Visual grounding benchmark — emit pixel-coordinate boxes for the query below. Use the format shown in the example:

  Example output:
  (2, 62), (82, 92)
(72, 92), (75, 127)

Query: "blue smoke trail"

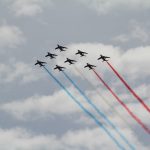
(62, 71), (135, 150)
(43, 66), (125, 150)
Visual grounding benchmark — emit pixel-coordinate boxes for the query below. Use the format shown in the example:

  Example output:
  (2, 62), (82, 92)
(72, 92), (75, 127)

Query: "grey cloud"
(0, 88), (82, 120)
(113, 21), (150, 43)
(0, 60), (43, 83)
(0, 24), (25, 49)
(78, 0), (150, 14)
(3, 0), (52, 17)
(0, 126), (149, 150)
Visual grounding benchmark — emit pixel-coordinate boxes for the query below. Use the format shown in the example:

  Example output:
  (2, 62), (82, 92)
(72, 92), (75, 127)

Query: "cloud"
(113, 21), (149, 43)
(6, 0), (52, 17)
(113, 35), (129, 43)
(1, 43), (150, 118)
(1, 43), (150, 149)
(78, 0), (150, 14)
(121, 46), (150, 78)
(52, 43), (150, 117)
(0, 24), (25, 49)
(6, 0), (150, 17)
(1, 78), (149, 128)
(0, 128), (59, 150)
(53, 43), (150, 80)
(0, 127), (149, 150)
(52, 43), (122, 84)
(0, 88), (84, 120)
(0, 60), (43, 83)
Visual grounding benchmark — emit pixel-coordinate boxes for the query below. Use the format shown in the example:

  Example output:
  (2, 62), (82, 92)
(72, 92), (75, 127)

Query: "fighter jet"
(64, 58), (77, 65)
(75, 50), (88, 57)
(35, 60), (46, 67)
(98, 55), (110, 62)
(54, 65), (66, 71)
(84, 63), (96, 70)
(45, 52), (57, 59)
(55, 44), (67, 52)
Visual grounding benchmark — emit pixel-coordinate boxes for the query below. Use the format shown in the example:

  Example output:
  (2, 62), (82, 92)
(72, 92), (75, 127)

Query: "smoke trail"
(62, 71), (135, 150)
(43, 66), (125, 150)
(106, 62), (150, 113)
(93, 69), (150, 134)
(74, 66), (131, 127)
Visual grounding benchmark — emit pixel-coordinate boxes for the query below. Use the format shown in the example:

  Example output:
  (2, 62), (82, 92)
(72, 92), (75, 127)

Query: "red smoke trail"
(93, 69), (150, 134)
(107, 62), (150, 113)
(74, 66), (131, 127)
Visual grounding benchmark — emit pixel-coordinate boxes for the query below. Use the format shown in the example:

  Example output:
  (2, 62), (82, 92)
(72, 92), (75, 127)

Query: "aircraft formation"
(35, 44), (110, 71)
(35, 44), (150, 149)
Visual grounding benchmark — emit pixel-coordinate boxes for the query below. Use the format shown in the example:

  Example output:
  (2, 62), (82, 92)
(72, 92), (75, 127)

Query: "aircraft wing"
(41, 61), (46, 64)
(61, 66), (65, 69)
(98, 56), (102, 59)
(62, 46), (67, 49)
(92, 65), (96, 67)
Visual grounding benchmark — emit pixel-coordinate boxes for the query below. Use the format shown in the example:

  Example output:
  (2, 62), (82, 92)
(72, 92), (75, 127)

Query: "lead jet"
(35, 60), (46, 67)
(54, 65), (66, 71)
(98, 54), (110, 62)
(45, 52), (57, 59)
(84, 63), (96, 70)
(64, 58), (77, 65)
(75, 50), (88, 57)
(55, 44), (67, 52)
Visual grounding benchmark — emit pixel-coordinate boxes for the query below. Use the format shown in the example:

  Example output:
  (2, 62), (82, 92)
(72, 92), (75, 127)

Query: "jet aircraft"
(98, 55), (110, 62)
(54, 65), (66, 71)
(55, 44), (67, 52)
(64, 58), (77, 65)
(84, 63), (96, 70)
(75, 50), (88, 57)
(45, 52), (57, 59)
(35, 60), (46, 67)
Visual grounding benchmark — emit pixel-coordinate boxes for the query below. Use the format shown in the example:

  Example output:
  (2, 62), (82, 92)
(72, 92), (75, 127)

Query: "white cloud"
(53, 43), (150, 80)
(0, 127), (149, 150)
(0, 128), (60, 150)
(1, 43), (150, 121)
(52, 43), (122, 84)
(0, 24), (25, 49)
(0, 88), (84, 120)
(52, 43), (150, 121)
(78, 0), (150, 14)
(1, 78), (150, 131)
(6, 0), (52, 17)
(0, 61), (43, 83)
(121, 46), (150, 78)
(1, 43), (150, 149)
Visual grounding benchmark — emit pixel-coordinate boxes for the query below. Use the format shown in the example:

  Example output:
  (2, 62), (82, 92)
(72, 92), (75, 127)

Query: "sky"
(0, 0), (150, 149)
